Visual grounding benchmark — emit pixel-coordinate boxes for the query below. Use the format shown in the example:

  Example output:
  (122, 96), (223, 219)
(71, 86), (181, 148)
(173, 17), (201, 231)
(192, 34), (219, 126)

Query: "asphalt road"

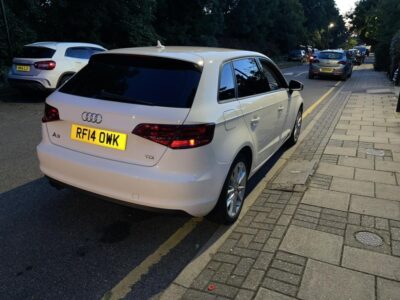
(0, 62), (354, 299)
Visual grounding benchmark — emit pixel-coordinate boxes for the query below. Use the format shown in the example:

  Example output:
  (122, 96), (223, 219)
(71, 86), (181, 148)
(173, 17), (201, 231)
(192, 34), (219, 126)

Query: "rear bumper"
(309, 65), (347, 78)
(8, 75), (54, 91)
(36, 140), (227, 217)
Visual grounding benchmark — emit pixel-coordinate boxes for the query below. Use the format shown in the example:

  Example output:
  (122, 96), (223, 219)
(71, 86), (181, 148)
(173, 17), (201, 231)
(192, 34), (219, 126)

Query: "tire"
(286, 108), (302, 147)
(57, 74), (73, 88)
(340, 74), (347, 81)
(212, 154), (249, 224)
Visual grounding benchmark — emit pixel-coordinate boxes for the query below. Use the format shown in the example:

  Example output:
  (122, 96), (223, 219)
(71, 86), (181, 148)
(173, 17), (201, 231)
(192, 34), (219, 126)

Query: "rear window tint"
(59, 54), (202, 108)
(318, 52), (344, 60)
(65, 47), (105, 59)
(21, 46), (55, 58)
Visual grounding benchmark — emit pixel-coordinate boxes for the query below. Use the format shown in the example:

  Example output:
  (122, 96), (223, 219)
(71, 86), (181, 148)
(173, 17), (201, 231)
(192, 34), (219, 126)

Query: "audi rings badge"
(81, 112), (102, 124)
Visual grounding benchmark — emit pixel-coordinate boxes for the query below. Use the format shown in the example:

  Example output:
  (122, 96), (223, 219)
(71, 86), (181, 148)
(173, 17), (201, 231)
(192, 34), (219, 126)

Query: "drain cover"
(365, 149), (385, 156)
(355, 231), (383, 247)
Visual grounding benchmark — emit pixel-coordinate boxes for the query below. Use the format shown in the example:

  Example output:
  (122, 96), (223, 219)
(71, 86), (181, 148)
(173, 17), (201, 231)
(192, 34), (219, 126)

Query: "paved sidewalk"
(163, 62), (400, 299)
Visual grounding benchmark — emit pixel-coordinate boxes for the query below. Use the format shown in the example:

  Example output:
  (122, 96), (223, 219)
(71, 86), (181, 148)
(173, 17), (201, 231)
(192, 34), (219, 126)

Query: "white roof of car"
(105, 46), (266, 64)
(26, 42), (105, 50)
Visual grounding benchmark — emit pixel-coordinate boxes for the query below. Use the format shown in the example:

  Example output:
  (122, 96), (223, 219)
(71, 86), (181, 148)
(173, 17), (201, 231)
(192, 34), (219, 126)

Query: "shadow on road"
(0, 87), (48, 103)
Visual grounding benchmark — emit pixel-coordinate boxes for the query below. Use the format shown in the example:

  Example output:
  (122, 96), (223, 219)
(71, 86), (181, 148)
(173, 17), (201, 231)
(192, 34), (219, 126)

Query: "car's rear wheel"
(286, 108), (302, 146)
(212, 154), (249, 224)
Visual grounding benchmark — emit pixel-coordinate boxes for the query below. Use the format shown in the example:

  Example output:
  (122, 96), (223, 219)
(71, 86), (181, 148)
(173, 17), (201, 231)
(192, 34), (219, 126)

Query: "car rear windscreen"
(21, 46), (56, 58)
(318, 52), (344, 60)
(59, 54), (203, 108)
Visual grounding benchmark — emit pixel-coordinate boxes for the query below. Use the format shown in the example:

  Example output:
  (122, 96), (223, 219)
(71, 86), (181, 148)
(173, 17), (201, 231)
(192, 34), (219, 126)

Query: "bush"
(374, 42), (390, 71)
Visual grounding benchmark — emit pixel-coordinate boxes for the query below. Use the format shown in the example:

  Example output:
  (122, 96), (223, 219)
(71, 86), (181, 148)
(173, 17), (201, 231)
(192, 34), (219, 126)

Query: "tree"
(349, 0), (400, 71)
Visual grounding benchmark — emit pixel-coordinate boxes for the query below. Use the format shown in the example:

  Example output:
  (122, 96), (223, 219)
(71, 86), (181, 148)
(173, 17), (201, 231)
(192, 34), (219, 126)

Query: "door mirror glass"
(288, 80), (303, 92)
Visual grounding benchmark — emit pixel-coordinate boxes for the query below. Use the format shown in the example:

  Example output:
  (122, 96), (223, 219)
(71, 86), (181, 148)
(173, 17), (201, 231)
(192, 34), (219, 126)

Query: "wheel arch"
(56, 72), (75, 88)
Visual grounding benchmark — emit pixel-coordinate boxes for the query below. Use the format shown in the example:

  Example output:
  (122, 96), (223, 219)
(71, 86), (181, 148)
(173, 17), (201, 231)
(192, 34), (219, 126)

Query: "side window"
(89, 48), (105, 56)
(218, 62), (236, 101)
(65, 47), (91, 59)
(259, 59), (284, 91)
(233, 58), (269, 98)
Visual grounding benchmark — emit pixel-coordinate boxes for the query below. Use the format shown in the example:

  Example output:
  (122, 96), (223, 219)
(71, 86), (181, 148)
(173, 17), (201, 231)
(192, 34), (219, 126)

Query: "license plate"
(320, 67), (333, 73)
(70, 124), (127, 151)
(16, 65), (30, 72)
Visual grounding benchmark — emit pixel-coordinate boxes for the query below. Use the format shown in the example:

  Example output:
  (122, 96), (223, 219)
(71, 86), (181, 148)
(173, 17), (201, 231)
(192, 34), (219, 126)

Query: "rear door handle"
(278, 106), (284, 111)
(251, 116), (260, 123)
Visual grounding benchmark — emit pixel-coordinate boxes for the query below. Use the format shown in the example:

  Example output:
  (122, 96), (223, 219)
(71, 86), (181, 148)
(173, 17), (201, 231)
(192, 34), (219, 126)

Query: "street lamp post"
(326, 22), (335, 49)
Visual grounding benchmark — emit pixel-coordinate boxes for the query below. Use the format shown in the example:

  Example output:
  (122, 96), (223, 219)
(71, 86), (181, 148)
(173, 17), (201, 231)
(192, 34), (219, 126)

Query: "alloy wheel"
(226, 161), (247, 218)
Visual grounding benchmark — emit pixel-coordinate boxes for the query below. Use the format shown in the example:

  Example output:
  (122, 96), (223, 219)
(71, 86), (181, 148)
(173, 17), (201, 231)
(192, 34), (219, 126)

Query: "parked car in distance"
(288, 50), (307, 62)
(354, 46), (367, 63)
(37, 46), (304, 224)
(309, 50), (353, 81)
(8, 42), (106, 92)
(309, 51), (320, 64)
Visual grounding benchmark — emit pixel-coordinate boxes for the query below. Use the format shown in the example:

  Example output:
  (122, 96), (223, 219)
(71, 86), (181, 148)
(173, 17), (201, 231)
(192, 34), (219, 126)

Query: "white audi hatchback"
(37, 46), (304, 223)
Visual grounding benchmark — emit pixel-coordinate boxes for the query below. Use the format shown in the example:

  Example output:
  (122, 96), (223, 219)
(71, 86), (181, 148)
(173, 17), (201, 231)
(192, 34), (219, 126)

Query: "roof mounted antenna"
(156, 40), (165, 49)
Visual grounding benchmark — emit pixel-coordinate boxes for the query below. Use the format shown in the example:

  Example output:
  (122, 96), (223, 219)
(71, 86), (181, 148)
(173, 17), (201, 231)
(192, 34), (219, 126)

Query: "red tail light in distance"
(132, 123), (215, 149)
(42, 103), (60, 122)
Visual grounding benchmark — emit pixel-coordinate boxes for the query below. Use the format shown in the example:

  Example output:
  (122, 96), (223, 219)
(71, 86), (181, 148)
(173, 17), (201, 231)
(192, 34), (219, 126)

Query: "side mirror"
(288, 80), (304, 93)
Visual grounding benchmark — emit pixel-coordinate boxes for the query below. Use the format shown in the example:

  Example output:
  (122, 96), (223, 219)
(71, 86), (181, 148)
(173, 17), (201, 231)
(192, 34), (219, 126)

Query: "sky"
(335, 0), (357, 16)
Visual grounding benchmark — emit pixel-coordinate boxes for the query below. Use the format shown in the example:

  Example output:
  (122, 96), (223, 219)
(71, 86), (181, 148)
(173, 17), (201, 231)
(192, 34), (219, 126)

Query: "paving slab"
(342, 246), (400, 280)
(324, 146), (357, 157)
(350, 195), (400, 221)
(254, 288), (295, 300)
(301, 188), (350, 211)
(374, 143), (400, 151)
(298, 259), (375, 300)
(347, 130), (374, 137)
(338, 156), (374, 169)
(330, 177), (374, 197)
(377, 278), (400, 300)
(355, 168), (397, 185)
(271, 160), (317, 191)
(330, 134), (359, 141)
(279, 226), (343, 265)
(375, 160), (400, 173)
(360, 136), (389, 143)
(316, 162), (354, 179)
(376, 183), (400, 201)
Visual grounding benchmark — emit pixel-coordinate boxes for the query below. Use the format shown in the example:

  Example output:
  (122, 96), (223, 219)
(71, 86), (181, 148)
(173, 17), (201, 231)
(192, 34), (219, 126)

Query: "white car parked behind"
(37, 46), (304, 224)
(8, 42), (106, 91)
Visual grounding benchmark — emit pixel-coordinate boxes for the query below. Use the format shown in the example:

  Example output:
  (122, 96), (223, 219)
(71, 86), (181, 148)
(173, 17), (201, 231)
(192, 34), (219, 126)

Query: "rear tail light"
(132, 123), (215, 149)
(34, 60), (56, 70)
(42, 103), (60, 122)
(338, 61), (346, 65)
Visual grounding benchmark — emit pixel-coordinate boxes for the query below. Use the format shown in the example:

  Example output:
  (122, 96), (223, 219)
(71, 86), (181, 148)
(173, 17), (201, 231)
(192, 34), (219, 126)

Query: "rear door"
(233, 57), (282, 166)
(46, 54), (202, 167)
(258, 58), (293, 143)
(11, 46), (56, 76)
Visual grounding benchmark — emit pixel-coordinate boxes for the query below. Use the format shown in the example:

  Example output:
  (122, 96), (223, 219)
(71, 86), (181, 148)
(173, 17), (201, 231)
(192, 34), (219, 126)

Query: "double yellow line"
(102, 80), (342, 300)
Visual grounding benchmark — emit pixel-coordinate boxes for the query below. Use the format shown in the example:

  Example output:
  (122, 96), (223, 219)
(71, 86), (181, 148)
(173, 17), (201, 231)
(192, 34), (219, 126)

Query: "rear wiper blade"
(98, 90), (154, 106)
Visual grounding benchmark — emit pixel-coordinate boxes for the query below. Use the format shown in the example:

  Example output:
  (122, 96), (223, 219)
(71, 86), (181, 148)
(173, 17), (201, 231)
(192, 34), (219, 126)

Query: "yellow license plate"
(320, 67), (333, 73)
(16, 65), (30, 72)
(70, 124), (127, 151)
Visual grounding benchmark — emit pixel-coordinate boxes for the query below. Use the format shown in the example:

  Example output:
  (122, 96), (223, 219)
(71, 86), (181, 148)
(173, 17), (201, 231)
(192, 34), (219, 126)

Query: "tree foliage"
(348, 0), (400, 71)
(0, 0), (346, 63)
